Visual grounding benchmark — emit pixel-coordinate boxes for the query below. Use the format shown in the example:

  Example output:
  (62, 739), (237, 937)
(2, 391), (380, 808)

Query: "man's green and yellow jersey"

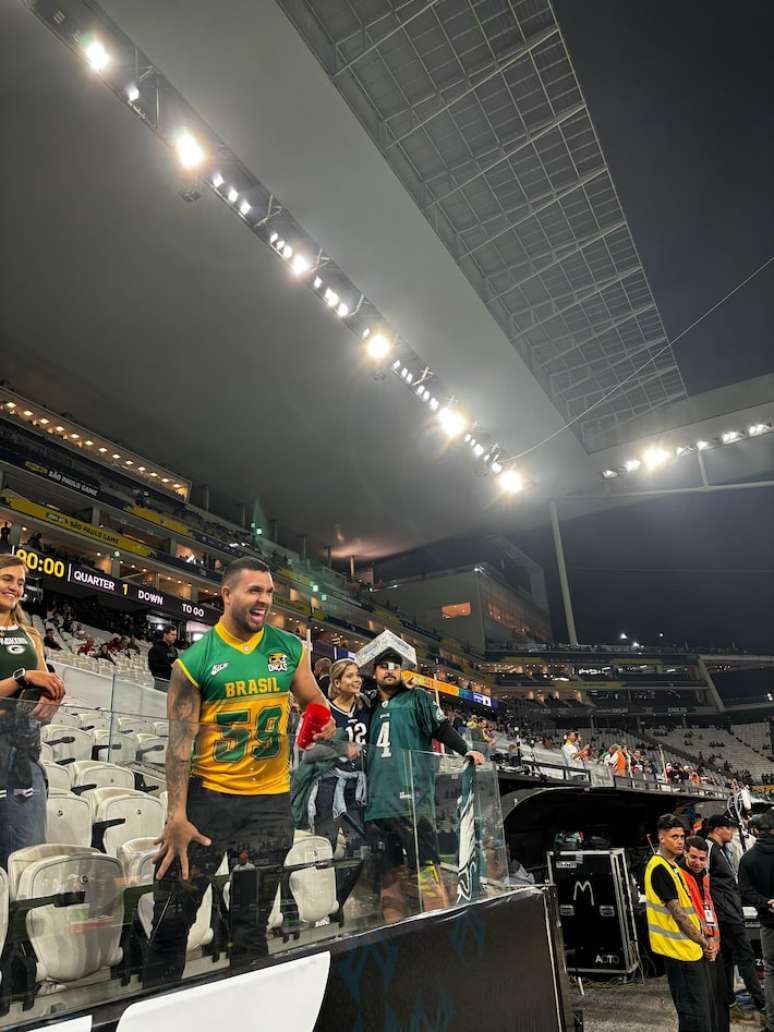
(365, 688), (446, 821)
(176, 620), (303, 796)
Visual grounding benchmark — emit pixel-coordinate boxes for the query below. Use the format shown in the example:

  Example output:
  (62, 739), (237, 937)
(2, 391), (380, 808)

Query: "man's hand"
(153, 816), (211, 881)
(31, 698), (62, 721)
(465, 751), (486, 766)
(767, 899), (774, 913)
(313, 717), (337, 742)
(704, 938), (718, 961)
(25, 670), (65, 701)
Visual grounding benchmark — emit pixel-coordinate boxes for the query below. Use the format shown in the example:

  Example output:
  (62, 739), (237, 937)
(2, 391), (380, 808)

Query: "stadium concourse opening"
(2, 0), (774, 1029)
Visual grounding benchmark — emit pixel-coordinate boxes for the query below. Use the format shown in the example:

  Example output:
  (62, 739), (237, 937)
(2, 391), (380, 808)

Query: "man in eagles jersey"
(144, 557), (334, 986)
(362, 645), (484, 924)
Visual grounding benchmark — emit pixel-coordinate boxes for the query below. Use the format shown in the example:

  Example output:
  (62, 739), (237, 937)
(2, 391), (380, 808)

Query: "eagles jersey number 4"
(365, 688), (445, 821)
(176, 620), (303, 795)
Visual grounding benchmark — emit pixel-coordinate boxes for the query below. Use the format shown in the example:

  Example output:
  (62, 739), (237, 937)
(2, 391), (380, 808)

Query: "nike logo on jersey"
(210, 663), (229, 676)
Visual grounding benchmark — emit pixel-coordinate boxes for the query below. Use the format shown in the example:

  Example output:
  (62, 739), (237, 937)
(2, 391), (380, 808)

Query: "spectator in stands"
(96, 643), (115, 665)
(147, 625), (178, 689)
(125, 635), (140, 654)
(78, 638), (96, 656)
(0, 524), (10, 554)
(739, 810), (774, 1030)
(705, 813), (766, 1022)
(644, 814), (713, 1031)
(313, 657), (331, 698)
(561, 731), (589, 768)
(26, 531), (42, 551)
(291, 659), (370, 914)
(42, 627), (61, 651)
(144, 557), (334, 986)
(0, 555), (65, 868)
(680, 836), (726, 1032)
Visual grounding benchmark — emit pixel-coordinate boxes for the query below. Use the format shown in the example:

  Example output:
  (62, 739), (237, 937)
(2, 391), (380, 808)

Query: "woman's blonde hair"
(328, 658), (364, 708)
(0, 554), (32, 628)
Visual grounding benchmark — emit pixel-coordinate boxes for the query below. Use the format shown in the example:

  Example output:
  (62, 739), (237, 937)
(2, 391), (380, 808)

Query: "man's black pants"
(719, 919), (765, 1010)
(662, 956), (714, 1032)
(143, 783), (293, 988)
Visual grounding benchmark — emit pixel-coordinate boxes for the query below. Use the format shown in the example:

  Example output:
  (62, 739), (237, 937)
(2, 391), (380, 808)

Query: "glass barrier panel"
(407, 750), (509, 916)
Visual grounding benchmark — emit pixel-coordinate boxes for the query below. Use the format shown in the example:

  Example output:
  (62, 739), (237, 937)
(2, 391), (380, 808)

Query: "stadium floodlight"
(291, 254), (311, 276)
(498, 469), (523, 494)
(175, 131), (205, 170)
(126, 83), (140, 103)
(336, 302), (350, 318)
(429, 397), (439, 412)
(324, 288), (339, 308)
(624, 458), (641, 472)
(392, 359), (401, 370)
(367, 333), (390, 360)
(696, 440), (709, 450)
(490, 460), (503, 475)
(270, 231), (279, 244)
(211, 171), (224, 189)
(400, 367), (408, 379)
(643, 446), (670, 471)
(463, 433), (471, 443)
(631, 640), (640, 648)
(675, 445), (689, 456)
(281, 244), (294, 261)
(601, 469), (618, 479)
(748, 423), (769, 436)
(619, 632), (628, 640)
(721, 430), (741, 443)
(438, 407), (466, 438)
(362, 328), (371, 339)
(227, 186), (239, 204)
(473, 443), (485, 458)
(84, 40), (111, 72)
(313, 276), (322, 290)
(239, 200), (251, 216)
(38, 418), (49, 425)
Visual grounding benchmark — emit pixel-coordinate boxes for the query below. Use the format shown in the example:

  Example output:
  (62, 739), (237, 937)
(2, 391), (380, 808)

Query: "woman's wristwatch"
(12, 667), (29, 691)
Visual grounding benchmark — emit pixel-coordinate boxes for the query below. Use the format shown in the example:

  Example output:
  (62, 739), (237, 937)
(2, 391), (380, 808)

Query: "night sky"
(515, 1), (774, 652)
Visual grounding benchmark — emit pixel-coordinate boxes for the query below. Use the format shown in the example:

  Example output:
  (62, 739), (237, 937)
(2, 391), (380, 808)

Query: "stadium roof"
(1, 0), (771, 562)
(277, 0), (688, 451)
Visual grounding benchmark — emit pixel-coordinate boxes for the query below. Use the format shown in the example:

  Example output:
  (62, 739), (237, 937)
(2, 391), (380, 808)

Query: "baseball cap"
(706, 814), (738, 830)
(375, 651), (403, 667)
(753, 810), (774, 832)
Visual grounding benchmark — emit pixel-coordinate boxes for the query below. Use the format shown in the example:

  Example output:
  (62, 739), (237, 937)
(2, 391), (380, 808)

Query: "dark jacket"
(148, 640), (177, 681)
(707, 837), (744, 925)
(739, 837), (774, 929)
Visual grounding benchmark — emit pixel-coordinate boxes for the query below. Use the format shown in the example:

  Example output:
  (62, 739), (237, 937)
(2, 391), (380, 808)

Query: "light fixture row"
(0, 391), (187, 495)
(67, 26), (525, 495)
(600, 421), (774, 479)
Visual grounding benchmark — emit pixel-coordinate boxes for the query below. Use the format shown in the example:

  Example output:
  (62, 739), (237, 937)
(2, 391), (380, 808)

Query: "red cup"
(296, 702), (333, 749)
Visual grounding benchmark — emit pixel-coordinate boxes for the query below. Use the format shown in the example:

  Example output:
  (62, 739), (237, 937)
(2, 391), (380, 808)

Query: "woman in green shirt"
(0, 555), (65, 867)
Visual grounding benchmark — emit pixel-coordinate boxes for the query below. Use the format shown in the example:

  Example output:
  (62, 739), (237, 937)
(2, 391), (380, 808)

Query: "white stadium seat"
(41, 724), (93, 764)
(45, 791), (92, 848)
(70, 760), (135, 795)
(42, 762), (72, 793)
(286, 836), (338, 925)
(90, 788), (164, 856)
(7, 845), (123, 983)
(134, 734), (166, 766)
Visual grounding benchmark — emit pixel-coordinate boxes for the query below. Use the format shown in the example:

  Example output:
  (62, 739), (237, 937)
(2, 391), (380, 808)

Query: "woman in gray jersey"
(0, 555), (65, 867)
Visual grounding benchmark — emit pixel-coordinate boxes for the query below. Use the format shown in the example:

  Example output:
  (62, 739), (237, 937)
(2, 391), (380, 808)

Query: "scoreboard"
(12, 546), (217, 625)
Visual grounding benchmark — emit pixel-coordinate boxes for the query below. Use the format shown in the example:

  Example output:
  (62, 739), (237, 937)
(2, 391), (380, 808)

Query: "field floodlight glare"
(367, 333), (391, 360)
(498, 469), (523, 494)
(175, 131), (205, 170)
(84, 40), (111, 72)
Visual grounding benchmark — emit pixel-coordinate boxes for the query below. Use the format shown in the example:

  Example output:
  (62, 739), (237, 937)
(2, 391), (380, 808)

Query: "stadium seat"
(90, 788), (164, 856)
(134, 734), (166, 766)
(285, 835), (338, 925)
(45, 791), (92, 848)
(42, 762), (72, 793)
(41, 724), (93, 764)
(7, 844), (123, 984)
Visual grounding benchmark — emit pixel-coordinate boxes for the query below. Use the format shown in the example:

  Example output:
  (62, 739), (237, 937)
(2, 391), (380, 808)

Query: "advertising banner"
(2, 492), (153, 557)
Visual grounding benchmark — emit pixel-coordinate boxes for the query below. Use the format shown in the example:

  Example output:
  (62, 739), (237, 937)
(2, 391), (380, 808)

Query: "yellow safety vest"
(644, 854), (703, 962)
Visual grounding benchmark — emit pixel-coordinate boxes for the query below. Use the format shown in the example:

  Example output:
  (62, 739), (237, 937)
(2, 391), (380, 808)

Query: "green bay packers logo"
(267, 651), (289, 673)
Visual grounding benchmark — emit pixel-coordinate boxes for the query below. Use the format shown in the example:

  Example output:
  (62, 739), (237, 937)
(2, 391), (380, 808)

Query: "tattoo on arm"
(666, 899), (705, 945)
(165, 665), (200, 820)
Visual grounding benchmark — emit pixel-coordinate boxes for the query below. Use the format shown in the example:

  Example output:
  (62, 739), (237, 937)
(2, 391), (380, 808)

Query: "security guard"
(645, 814), (713, 1031)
